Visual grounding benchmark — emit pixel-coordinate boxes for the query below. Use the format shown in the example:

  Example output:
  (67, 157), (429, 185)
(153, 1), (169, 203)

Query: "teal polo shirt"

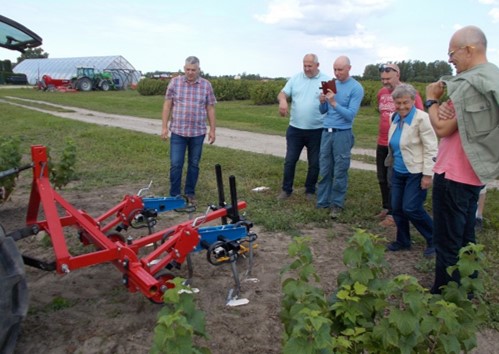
(281, 71), (331, 129)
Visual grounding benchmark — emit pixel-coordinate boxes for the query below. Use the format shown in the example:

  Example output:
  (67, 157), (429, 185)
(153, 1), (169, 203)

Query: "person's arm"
(426, 81), (458, 138)
(419, 113), (438, 189)
(333, 84), (364, 123)
(278, 91), (289, 117)
(206, 104), (216, 144)
(161, 99), (172, 140)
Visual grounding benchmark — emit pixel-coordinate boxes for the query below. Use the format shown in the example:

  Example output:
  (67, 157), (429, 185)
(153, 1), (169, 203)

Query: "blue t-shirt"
(320, 77), (364, 129)
(282, 71), (331, 129)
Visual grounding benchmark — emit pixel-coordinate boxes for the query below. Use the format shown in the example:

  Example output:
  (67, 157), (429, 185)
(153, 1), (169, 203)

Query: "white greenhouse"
(13, 55), (141, 88)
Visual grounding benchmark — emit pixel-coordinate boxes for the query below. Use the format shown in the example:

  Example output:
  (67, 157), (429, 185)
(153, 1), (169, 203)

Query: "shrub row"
(137, 78), (433, 107)
(137, 78), (286, 105)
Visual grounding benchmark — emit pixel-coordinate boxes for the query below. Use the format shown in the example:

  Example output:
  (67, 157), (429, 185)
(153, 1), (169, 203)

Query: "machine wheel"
(149, 270), (175, 304)
(0, 224), (29, 354)
(76, 77), (93, 91)
(100, 80), (110, 91)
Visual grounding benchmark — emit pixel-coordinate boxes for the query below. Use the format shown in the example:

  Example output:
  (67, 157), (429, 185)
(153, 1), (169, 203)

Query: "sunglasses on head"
(379, 65), (398, 73)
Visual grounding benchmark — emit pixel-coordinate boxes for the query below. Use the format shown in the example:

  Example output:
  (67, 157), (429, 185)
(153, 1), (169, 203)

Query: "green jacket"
(442, 62), (499, 184)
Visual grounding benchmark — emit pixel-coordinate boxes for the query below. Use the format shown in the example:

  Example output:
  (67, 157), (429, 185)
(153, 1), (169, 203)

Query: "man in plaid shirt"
(161, 56), (216, 204)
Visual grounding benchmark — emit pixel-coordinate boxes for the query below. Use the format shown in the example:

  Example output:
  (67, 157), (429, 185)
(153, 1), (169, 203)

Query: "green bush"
(137, 78), (169, 96)
(250, 80), (285, 105)
(0, 136), (22, 200)
(281, 232), (487, 353)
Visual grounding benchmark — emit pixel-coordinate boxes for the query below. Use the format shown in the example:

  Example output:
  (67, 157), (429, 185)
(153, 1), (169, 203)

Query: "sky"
(2, 0), (499, 78)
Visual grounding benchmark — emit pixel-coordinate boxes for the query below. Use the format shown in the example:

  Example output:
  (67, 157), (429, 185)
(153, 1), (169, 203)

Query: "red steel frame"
(25, 145), (247, 301)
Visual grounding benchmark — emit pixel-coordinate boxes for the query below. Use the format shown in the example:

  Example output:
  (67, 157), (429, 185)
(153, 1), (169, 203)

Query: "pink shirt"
(433, 130), (482, 186)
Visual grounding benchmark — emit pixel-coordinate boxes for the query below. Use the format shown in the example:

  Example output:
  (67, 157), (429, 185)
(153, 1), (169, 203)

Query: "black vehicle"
(0, 15), (42, 354)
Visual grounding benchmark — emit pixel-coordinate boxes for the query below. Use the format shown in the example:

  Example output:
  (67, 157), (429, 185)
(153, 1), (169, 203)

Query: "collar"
(392, 105), (416, 126)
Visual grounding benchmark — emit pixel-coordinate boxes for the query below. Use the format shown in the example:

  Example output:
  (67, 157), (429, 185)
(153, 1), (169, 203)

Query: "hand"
(426, 81), (445, 100)
(161, 129), (169, 140)
(326, 89), (336, 107)
(278, 101), (289, 117)
(319, 93), (327, 104)
(438, 100), (456, 120)
(421, 175), (433, 190)
(208, 131), (216, 144)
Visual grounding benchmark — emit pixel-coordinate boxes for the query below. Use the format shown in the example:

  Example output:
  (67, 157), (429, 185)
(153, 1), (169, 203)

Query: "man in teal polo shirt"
(277, 53), (331, 201)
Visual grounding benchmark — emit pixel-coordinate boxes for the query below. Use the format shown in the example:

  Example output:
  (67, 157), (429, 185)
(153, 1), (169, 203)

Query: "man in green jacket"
(426, 25), (499, 293)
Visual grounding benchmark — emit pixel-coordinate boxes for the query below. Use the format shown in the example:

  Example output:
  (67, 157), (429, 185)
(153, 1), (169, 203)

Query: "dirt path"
(1, 96), (376, 171)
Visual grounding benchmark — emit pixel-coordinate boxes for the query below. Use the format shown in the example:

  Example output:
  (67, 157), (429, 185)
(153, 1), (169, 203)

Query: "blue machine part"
(195, 224), (248, 252)
(142, 196), (186, 213)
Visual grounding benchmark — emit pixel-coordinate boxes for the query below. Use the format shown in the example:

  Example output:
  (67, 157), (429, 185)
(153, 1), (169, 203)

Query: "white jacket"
(386, 108), (438, 176)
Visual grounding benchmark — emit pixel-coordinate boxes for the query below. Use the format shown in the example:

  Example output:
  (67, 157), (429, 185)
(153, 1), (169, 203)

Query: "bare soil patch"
(2, 174), (497, 354)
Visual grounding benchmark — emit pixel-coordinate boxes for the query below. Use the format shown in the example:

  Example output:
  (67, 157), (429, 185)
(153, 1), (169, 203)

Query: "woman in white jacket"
(386, 84), (438, 257)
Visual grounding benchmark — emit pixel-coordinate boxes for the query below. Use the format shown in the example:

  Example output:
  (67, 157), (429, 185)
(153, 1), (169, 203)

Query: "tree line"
(8, 48), (452, 83)
(361, 60), (452, 82)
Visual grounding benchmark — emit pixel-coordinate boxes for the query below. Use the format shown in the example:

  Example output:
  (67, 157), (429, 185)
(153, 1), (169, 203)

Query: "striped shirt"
(165, 75), (217, 137)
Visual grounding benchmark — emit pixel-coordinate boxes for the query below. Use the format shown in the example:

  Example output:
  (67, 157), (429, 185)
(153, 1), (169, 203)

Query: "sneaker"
(423, 247), (436, 257)
(329, 206), (343, 219)
(386, 242), (411, 252)
(305, 193), (315, 201)
(277, 191), (291, 200)
(376, 209), (389, 220)
(475, 217), (483, 232)
(379, 215), (395, 227)
(186, 195), (197, 206)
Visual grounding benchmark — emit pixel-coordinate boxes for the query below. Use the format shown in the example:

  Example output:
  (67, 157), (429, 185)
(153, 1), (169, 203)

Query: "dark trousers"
(391, 170), (433, 248)
(376, 144), (391, 211)
(431, 173), (482, 294)
(281, 126), (322, 194)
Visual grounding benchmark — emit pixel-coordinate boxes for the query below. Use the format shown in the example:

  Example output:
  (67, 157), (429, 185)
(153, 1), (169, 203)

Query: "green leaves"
(150, 278), (210, 354)
(281, 231), (487, 353)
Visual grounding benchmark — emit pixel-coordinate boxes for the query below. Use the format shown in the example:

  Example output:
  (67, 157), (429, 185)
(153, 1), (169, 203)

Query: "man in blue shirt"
(317, 56), (364, 218)
(277, 53), (331, 201)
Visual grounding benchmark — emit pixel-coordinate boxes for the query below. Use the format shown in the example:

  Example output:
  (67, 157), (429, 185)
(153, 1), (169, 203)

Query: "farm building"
(13, 55), (141, 88)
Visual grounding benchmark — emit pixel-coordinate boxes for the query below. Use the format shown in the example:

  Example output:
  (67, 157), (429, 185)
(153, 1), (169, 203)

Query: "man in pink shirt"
(376, 63), (423, 227)
(426, 26), (499, 294)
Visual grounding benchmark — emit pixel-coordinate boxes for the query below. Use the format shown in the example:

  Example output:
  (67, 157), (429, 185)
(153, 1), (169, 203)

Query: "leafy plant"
(151, 277), (210, 354)
(0, 136), (22, 200)
(281, 231), (487, 353)
(48, 139), (77, 189)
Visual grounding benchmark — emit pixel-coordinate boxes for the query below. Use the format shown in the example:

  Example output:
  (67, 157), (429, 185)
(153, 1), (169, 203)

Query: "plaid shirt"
(165, 75), (217, 137)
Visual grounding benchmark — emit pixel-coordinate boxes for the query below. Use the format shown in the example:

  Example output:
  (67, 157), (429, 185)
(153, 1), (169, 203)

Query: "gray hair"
(304, 53), (319, 63)
(392, 83), (418, 100)
(185, 56), (200, 65)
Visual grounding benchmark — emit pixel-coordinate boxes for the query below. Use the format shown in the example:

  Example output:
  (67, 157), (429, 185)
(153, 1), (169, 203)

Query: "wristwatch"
(424, 99), (439, 109)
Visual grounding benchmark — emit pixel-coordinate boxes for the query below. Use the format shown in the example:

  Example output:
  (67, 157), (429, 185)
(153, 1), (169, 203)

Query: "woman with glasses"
(386, 83), (438, 257)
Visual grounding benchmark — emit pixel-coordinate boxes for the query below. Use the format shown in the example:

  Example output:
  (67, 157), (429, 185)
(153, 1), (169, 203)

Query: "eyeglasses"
(379, 65), (398, 73)
(448, 45), (475, 58)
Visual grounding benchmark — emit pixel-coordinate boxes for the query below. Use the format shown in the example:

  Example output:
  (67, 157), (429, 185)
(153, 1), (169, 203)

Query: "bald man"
(426, 26), (499, 294)
(317, 55), (364, 218)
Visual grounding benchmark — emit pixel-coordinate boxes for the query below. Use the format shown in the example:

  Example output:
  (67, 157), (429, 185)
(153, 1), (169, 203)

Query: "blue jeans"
(317, 129), (354, 208)
(431, 173), (481, 294)
(391, 170), (433, 248)
(169, 133), (205, 197)
(282, 126), (322, 194)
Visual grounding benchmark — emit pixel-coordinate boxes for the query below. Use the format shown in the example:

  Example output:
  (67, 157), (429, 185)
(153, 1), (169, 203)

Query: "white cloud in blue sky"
(1, 0), (499, 78)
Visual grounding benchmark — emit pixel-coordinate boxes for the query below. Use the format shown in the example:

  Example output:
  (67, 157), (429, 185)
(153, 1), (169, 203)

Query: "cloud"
(316, 24), (376, 50)
(489, 8), (499, 22)
(256, 0), (392, 36)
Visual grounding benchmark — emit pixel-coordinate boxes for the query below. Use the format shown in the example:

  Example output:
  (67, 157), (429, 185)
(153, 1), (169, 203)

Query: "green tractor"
(71, 67), (115, 92)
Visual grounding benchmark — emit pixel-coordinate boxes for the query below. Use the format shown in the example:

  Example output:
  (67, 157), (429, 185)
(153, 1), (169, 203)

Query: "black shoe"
(387, 242), (411, 252)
